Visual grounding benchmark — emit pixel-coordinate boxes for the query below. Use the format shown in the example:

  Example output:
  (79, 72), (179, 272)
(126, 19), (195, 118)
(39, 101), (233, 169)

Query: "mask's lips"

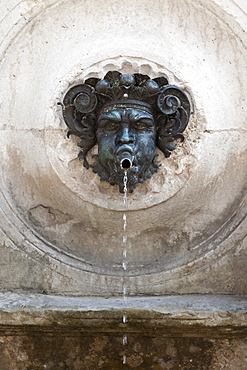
(116, 145), (135, 156)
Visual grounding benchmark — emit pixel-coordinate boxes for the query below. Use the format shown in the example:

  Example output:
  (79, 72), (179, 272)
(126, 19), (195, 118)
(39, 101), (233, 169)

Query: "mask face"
(93, 108), (159, 193)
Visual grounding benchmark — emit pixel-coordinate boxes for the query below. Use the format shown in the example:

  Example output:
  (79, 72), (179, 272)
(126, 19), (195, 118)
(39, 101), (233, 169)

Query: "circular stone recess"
(48, 56), (198, 211)
(0, 0), (246, 282)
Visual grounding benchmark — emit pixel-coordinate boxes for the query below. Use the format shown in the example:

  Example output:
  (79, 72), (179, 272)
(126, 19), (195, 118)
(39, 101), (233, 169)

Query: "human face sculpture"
(92, 108), (160, 193)
(61, 71), (191, 193)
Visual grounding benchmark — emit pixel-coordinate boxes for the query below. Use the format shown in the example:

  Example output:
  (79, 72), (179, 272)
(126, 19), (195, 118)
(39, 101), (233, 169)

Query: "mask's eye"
(106, 121), (118, 131)
(133, 119), (154, 131)
(98, 119), (119, 133)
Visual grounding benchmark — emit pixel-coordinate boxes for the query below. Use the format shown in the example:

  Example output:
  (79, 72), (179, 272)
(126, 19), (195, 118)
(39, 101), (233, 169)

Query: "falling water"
(123, 214), (127, 273)
(123, 170), (128, 282)
(123, 170), (128, 205)
(122, 170), (128, 364)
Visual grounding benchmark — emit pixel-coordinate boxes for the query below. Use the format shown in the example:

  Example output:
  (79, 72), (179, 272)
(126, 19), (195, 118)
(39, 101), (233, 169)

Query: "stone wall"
(0, 0), (246, 296)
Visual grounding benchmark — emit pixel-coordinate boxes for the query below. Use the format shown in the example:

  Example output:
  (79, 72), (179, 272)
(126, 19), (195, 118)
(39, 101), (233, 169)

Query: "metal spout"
(120, 157), (133, 171)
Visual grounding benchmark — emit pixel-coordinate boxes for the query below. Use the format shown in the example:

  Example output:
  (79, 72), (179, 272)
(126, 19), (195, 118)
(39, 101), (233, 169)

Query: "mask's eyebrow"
(127, 111), (154, 124)
(98, 111), (122, 126)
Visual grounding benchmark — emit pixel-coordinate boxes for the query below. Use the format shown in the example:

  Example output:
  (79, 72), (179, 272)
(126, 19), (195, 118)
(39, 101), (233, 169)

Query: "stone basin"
(0, 293), (246, 368)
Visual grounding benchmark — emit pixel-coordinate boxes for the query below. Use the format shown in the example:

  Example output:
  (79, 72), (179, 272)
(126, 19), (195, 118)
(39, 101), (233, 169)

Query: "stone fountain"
(0, 0), (246, 368)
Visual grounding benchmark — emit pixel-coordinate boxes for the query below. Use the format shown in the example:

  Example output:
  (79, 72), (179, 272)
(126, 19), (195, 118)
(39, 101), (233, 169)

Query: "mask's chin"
(91, 154), (160, 193)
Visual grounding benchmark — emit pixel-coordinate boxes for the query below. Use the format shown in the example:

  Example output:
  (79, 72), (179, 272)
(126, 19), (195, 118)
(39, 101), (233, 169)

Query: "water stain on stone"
(28, 204), (72, 227)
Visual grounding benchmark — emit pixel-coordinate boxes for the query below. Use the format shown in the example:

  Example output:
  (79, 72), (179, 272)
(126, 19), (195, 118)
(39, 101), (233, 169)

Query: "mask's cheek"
(135, 135), (156, 163)
(98, 136), (116, 165)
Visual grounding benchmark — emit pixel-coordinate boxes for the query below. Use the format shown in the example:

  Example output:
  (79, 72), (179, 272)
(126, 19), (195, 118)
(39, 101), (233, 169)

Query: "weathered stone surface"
(0, 293), (246, 334)
(0, 0), (246, 296)
(0, 294), (246, 369)
(0, 335), (246, 369)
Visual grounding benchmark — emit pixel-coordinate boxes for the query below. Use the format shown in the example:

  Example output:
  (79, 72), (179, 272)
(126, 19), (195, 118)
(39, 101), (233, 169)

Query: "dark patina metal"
(60, 71), (191, 193)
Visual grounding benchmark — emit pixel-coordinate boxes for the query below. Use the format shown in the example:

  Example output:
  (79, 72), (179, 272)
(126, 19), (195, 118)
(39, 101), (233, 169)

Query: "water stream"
(122, 170), (128, 364)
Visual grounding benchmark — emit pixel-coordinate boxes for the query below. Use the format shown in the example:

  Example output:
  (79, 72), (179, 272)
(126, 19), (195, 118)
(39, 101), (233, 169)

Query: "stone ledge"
(0, 293), (246, 337)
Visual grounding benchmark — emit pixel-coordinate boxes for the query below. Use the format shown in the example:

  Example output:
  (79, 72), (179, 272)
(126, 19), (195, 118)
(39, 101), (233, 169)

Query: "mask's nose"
(117, 127), (134, 145)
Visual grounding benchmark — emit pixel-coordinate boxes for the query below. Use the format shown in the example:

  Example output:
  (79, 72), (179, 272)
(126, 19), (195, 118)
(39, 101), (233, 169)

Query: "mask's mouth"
(120, 157), (133, 171)
(116, 145), (134, 155)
